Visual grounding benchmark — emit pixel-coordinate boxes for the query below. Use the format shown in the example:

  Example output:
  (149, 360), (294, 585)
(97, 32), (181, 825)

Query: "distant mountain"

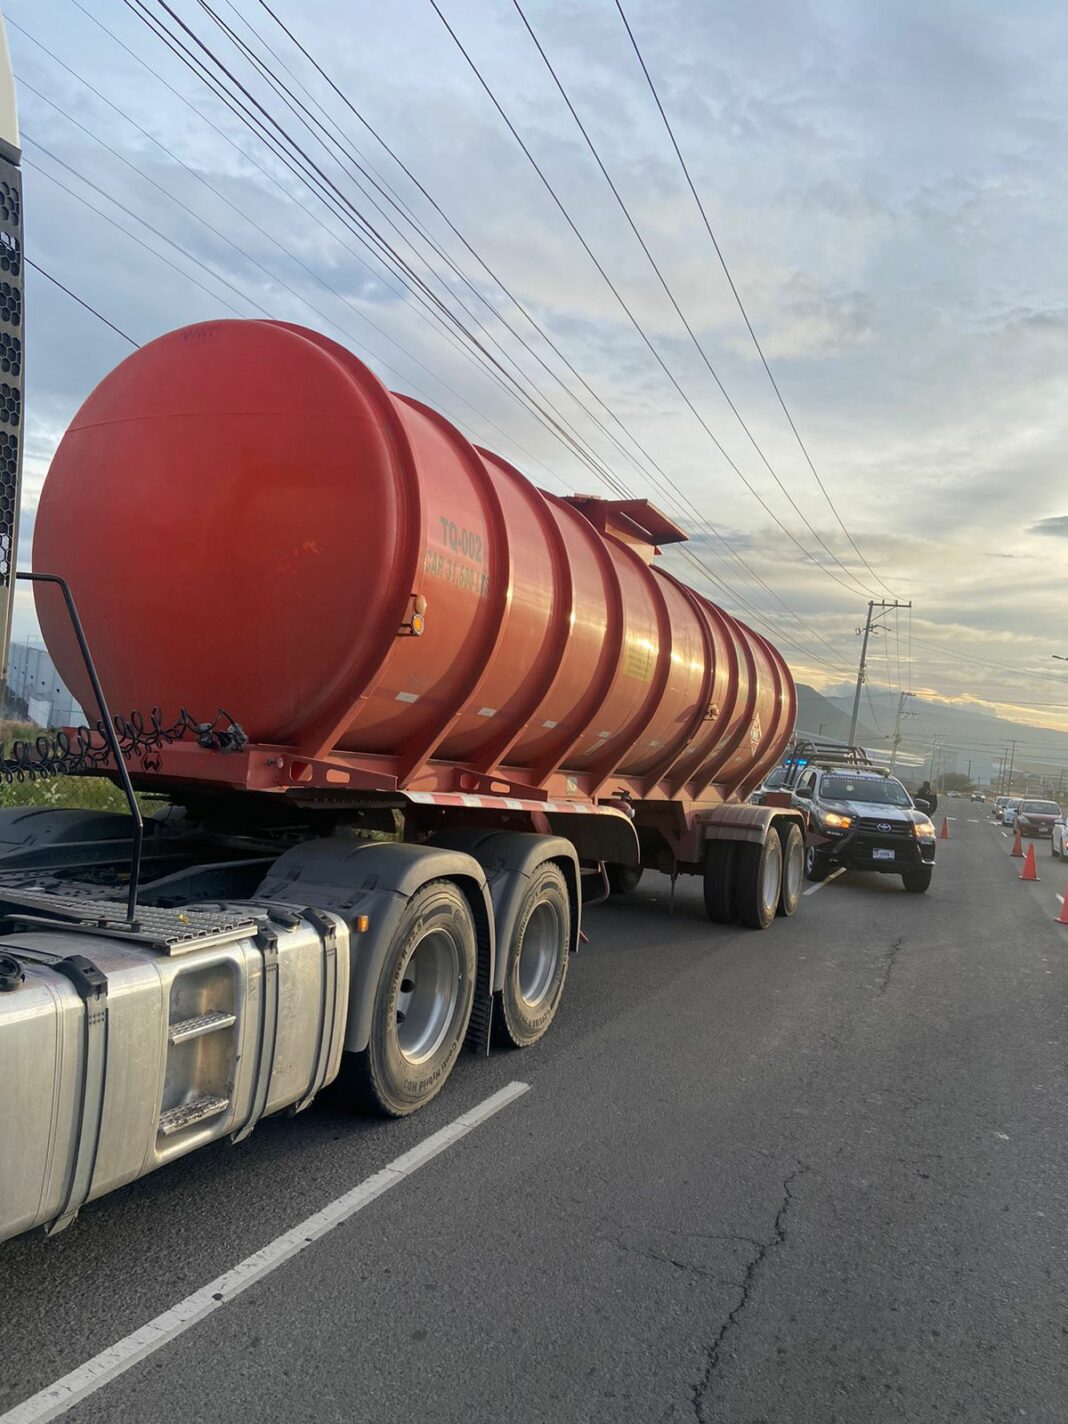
(795, 684), (878, 745)
(803, 683), (1068, 786)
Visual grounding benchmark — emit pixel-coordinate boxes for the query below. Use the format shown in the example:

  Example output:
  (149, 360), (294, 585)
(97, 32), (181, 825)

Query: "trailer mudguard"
(426, 830), (581, 991)
(255, 839), (495, 1055)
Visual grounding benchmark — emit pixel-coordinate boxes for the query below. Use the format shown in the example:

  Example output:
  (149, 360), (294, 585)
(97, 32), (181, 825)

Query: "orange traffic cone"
(1054, 890), (1068, 924)
(1011, 828), (1024, 857)
(938, 817), (950, 839)
(1020, 844), (1039, 881)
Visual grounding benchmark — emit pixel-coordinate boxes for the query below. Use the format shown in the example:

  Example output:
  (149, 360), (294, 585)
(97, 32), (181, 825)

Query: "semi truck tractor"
(0, 35), (803, 1245)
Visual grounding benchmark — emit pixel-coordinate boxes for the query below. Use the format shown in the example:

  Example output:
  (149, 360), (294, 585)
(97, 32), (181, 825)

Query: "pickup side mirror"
(914, 797), (932, 814)
(794, 786), (812, 800)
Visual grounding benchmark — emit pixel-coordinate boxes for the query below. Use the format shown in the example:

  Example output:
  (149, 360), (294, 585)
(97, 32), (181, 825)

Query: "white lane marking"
(0, 1082), (531, 1424)
(803, 867), (847, 895)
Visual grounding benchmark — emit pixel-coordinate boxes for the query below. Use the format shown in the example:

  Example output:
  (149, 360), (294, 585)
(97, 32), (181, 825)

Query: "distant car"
(970, 792), (985, 802)
(1002, 798), (1024, 828)
(993, 796), (1010, 820)
(948, 790), (961, 798)
(1016, 799), (1061, 838)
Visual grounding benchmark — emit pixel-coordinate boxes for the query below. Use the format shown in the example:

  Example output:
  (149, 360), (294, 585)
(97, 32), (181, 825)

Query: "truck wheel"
(805, 845), (831, 883)
(902, 867), (933, 894)
(736, 833), (783, 930)
(499, 863), (570, 1048)
(606, 864), (643, 896)
(348, 881), (476, 1116)
(702, 842), (736, 924)
(776, 823), (805, 917)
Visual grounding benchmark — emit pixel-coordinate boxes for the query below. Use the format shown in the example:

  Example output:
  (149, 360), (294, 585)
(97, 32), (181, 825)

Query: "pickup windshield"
(820, 776), (912, 806)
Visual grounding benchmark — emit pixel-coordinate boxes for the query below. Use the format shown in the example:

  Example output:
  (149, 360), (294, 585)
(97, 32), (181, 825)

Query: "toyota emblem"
(877, 821), (891, 832)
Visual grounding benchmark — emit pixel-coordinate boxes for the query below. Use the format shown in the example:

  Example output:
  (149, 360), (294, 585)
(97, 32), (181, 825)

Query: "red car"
(1015, 799), (1062, 838)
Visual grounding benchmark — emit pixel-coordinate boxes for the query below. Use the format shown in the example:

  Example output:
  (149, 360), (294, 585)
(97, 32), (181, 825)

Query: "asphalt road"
(2, 808), (1067, 1423)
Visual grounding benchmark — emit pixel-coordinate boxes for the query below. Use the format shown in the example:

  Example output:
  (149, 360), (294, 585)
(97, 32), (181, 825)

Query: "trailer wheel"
(702, 842), (736, 924)
(606, 863), (643, 896)
(776, 823), (805, 918)
(348, 881), (477, 1116)
(499, 863), (570, 1048)
(736, 833), (783, 930)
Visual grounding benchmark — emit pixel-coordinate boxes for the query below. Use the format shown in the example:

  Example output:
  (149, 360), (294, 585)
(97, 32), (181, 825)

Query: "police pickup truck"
(791, 765), (937, 893)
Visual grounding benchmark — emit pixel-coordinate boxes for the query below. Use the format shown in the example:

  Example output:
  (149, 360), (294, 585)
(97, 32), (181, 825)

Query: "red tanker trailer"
(0, 319), (806, 1243)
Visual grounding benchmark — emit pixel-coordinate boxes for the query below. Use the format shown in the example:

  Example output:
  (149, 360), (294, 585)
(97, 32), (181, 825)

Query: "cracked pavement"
(2, 815), (1066, 1422)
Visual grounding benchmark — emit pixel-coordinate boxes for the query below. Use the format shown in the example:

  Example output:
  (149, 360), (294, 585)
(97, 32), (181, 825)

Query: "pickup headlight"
(821, 811), (852, 830)
(914, 821), (935, 839)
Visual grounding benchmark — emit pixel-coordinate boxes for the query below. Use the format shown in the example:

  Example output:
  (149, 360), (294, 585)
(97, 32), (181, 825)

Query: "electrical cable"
(428, 0), (874, 601)
(612, 0), (898, 599)
(512, 0), (877, 601)
(26, 257), (140, 347)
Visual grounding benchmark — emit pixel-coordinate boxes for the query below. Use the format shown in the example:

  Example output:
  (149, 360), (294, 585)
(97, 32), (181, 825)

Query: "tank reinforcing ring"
(395, 926), (462, 1065)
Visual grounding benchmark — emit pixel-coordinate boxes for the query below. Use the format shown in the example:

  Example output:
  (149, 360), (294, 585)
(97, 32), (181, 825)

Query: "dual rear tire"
(348, 866), (572, 1117)
(702, 821), (804, 930)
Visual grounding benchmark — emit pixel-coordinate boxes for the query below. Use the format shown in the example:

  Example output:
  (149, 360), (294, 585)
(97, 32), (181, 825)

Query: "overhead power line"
(428, 0), (874, 603)
(510, 0), (877, 603)
(26, 257), (140, 347)
(613, 0), (898, 600)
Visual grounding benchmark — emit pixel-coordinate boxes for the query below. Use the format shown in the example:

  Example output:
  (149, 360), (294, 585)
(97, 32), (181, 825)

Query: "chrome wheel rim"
(762, 843), (781, 910)
(395, 928), (461, 1065)
(784, 838), (804, 901)
(518, 901), (561, 1008)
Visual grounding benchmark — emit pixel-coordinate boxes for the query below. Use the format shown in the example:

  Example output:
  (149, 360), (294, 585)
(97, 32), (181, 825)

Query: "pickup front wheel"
(805, 845), (831, 883)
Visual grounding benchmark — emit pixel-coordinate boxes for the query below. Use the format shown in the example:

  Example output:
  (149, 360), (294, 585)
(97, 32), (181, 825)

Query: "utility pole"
(888, 690), (915, 773)
(1005, 739), (1018, 796)
(848, 599), (912, 748)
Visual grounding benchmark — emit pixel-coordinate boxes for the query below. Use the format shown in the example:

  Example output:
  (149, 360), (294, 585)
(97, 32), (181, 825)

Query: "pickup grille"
(855, 817), (913, 837)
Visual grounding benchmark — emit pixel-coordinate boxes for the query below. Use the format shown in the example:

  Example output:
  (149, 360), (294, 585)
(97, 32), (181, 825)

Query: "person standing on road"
(917, 779), (938, 813)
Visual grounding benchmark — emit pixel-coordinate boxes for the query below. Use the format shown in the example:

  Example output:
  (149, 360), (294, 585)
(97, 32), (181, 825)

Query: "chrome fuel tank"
(0, 904), (349, 1245)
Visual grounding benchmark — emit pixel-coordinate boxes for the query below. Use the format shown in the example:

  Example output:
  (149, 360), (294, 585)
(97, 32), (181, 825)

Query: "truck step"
(158, 1093), (230, 1136)
(167, 1011), (236, 1044)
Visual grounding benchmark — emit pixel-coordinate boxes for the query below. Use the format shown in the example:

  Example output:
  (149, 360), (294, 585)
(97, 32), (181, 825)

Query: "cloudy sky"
(9, 0), (1068, 732)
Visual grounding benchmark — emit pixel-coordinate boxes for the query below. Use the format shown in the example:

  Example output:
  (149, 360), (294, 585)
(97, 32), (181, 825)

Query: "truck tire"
(606, 864), (643, 896)
(736, 833), (783, 930)
(805, 844), (831, 883)
(776, 823), (805, 917)
(499, 863), (570, 1048)
(703, 842), (736, 924)
(347, 880), (477, 1116)
(902, 866), (933, 894)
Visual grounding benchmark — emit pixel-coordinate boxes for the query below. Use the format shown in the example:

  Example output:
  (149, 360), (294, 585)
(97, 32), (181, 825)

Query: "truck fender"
(255, 839), (495, 1056)
(698, 802), (805, 847)
(426, 830), (581, 991)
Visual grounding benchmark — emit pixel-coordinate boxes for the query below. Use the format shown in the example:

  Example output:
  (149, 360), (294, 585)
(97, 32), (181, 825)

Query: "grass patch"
(0, 721), (164, 813)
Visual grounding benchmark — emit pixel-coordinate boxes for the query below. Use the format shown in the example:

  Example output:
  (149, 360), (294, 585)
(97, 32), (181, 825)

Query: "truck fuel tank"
(0, 903), (349, 1245)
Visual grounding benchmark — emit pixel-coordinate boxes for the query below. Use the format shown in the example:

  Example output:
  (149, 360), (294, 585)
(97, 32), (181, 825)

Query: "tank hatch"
(562, 497), (689, 564)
